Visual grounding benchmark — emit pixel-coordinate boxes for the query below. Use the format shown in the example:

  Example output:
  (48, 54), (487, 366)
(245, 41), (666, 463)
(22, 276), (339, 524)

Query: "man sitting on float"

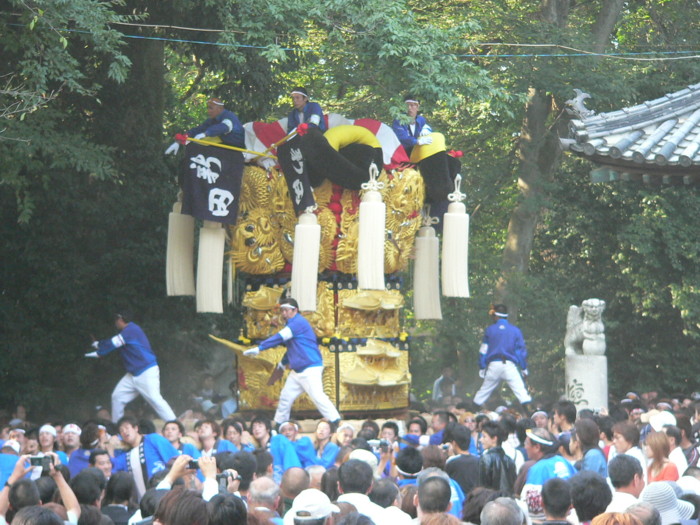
(391, 95), (433, 156)
(165, 97), (245, 155)
(287, 87), (326, 133)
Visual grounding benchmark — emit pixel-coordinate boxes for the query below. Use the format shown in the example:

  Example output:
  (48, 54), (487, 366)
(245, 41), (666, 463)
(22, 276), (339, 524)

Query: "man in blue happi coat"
(473, 304), (532, 411)
(165, 97), (245, 154)
(111, 416), (179, 500)
(391, 95), (433, 156)
(287, 87), (326, 133)
(85, 311), (176, 423)
(243, 297), (340, 427)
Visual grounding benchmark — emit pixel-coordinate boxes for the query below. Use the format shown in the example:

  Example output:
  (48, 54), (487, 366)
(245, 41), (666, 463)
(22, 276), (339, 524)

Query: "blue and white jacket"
(287, 102), (326, 132)
(96, 323), (158, 376)
(112, 433), (179, 479)
(479, 319), (528, 371)
(391, 115), (430, 150)
(188, 109), (245, 148)
(521, 454), (576, 517)
(177, 442), (200, 459)
(258, 314), (323, 373)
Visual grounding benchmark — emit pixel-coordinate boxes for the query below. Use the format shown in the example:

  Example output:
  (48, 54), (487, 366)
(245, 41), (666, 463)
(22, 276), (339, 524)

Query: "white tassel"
(442, 175), (470, 298)
(358, 163), (386, 290)
(196, 221), (226, 313)
(166, 201), (195, 296)
(291, 208), (321, 311)
(414, 209), (442, 320)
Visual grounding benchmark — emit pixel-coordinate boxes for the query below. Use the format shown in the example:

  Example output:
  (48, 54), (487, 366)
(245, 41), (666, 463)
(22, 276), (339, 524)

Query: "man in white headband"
(165, 97), (245, 155)
(521, 428), (576, 519)
(473, 304), (532, 412)
(243, 298), (341, 428)
(391, 94), (433, 155)
(287, 86), (326, 133)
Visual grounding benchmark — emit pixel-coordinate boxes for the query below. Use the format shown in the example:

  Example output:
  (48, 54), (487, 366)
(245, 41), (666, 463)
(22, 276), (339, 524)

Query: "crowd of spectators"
(2, 389), (700, 525)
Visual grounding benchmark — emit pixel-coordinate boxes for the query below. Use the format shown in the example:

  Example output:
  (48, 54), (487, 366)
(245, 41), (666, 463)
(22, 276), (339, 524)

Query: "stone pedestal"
(565, 355), (608, 411)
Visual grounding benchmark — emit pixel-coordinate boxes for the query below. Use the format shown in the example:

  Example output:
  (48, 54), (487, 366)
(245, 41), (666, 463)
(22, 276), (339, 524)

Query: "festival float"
(166, 112), (469, 417)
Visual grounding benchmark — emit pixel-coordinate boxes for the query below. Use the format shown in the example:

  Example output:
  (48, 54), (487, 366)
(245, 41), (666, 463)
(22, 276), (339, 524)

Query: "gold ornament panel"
(317, 208), (336, 272)
(230, 167), (423, 277)
(242, 285), (286, 340)
(270, 169), (296, 216)
(312, 179), (333, 209)
(380, 168), (424, 274)
(239, 166), (276, 215)
(335, 189), (360, 274)
(305, 282), (335, 338)
(336, 289), (402, 338)
(229, 208), (285, 274)
(336, 347), (410, 411)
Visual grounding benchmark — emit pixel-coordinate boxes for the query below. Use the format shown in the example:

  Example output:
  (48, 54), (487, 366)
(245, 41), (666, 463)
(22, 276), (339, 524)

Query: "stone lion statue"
(564, 298), (606, 356)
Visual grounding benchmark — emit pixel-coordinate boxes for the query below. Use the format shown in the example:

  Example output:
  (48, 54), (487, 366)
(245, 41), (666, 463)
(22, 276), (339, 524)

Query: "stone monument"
(564, 298), (608, 410)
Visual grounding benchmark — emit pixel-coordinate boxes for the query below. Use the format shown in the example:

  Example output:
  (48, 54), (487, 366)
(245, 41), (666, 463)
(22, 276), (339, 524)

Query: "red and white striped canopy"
(243, 113), (410, 169)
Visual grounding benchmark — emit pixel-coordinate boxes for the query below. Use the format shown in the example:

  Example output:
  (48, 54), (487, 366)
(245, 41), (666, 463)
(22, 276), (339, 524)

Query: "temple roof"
(561, 83), (700, 184)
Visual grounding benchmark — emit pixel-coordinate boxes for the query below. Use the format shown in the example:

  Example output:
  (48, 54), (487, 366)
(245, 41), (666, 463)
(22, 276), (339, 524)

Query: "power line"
(112, 21), (245, 34)
(466, 42), (700, 61)
(7, 22), (700, 61)
(6, 23), (296, 50)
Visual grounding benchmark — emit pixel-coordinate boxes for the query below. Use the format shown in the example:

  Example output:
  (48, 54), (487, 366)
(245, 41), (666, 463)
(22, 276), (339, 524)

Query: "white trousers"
(274, 366), (340, 424)
(474, 361), (532, 406)
(111, 365), (177, 422)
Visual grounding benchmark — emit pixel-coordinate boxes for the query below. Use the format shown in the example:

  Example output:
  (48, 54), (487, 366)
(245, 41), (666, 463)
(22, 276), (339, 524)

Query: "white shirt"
(337, 493), (386, 524)
(670, 446), (689, 476)
(130, 447), (147, 499)
(502, 440), (525, 472)
(381, 505), (414, 525)
(606, 491), (639, 513)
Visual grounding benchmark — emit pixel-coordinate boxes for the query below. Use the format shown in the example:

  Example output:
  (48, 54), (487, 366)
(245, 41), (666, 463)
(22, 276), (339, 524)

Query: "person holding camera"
(154, 455), (239, 500)
(0, 451), (81, 524)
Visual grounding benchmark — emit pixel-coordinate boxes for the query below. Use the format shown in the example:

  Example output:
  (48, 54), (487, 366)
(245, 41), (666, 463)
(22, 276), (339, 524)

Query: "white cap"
(348, 448), (379, 470)
(2, 440), (20, 454)
(283, 489), (339, 525)
(677, 476), (700, 496)
(649, 410), (676, 432)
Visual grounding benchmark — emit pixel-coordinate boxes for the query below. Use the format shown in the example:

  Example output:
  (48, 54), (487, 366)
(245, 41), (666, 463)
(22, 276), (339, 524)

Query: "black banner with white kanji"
(181, 143), (244, 224)
(277, 135), (316, 215)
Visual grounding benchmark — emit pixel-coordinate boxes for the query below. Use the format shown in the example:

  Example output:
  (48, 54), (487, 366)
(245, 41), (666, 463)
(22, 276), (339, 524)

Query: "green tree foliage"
(0, 0), (509, 418)
(408, 0), (700, 402)
(0, 0), (132, 222)
(3, 0), (700, 418)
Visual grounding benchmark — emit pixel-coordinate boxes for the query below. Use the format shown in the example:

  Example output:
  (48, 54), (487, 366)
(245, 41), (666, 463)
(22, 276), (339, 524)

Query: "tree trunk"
(108, 37), (165, 155)
(591, 0), (625, 54)
(495, 88), (558, 319)
(542, 0), (570, 26)
(495, 0), (625, 319)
